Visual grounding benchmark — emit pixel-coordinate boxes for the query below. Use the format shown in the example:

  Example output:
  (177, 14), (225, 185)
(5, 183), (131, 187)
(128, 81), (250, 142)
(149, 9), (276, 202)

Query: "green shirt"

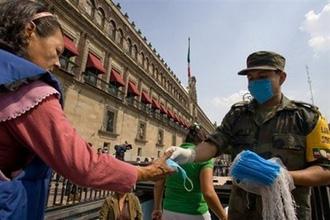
(163, 143), (214, 215)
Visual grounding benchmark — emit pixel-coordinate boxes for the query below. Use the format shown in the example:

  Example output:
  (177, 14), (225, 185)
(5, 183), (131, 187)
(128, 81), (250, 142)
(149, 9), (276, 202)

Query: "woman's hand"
(137, 150), (175, 181)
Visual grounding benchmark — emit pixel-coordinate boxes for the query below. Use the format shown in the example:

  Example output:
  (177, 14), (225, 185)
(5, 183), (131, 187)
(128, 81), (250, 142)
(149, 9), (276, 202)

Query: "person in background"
(0, 1), (173, 219)
(115, 142), (132, 161)
(167, 51), (330, 220)
(100, 191), (142, 220)
(152, 124), (227, 220)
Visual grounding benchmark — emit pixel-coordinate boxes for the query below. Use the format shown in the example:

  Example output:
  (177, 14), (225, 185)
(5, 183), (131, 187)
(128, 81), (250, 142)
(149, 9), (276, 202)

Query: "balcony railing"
(152, 110), (162, 121)
(59, 56), (78, 75)
(83, 71), (98, 86)
(140, 103), (152, 114)
(126, 96), (140, 108)
(82, 72), (125, 100)
(80, 72), (186, 133)
(107, 83), (120, 97)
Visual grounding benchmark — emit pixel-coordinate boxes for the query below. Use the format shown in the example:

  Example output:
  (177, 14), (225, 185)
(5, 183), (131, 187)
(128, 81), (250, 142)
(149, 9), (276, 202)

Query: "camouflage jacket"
(207, 95), (329, 220)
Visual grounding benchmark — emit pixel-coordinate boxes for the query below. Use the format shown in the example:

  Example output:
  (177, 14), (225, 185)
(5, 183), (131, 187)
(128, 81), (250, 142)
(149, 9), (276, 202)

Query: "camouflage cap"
(238, 51), (286, 75)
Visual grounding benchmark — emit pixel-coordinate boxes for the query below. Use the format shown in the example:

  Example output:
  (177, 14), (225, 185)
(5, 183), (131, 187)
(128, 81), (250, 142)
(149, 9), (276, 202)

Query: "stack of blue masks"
(166, 159), (193, 191)
(230, 150), (281, 186)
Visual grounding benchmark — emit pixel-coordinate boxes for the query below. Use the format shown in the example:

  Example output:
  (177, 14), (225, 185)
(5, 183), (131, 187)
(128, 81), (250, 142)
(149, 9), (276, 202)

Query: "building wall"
(47, 0), (215, 161)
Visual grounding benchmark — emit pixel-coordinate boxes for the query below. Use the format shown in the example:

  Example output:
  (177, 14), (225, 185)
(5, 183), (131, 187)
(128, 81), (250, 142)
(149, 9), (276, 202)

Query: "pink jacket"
(0, 81), (137, 191)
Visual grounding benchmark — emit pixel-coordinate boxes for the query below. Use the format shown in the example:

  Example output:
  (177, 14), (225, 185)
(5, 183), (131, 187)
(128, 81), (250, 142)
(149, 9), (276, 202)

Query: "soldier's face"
(247, 70), (285, 94)
(246, 69), (277, 81)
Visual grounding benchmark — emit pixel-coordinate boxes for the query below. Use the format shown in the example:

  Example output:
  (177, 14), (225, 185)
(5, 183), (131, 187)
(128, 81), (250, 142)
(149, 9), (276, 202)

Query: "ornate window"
(85, 0), (95, 17)
(127, 38), (132, 54)
(150, 64), (154, 75)
(139, 52), (144, 66)
(59, 35), (79, 74)
(109, 20), (116, 39)
(116, 29), (124, 46)
(132, 44), (137, 60)
(145, 57), (149, 70)
(154, 69), (158, 79)
(84, 53), (106, 86)
(95, 8), (105, 27)
(137, 121), (146, 140)
(157, 129), (164, 146)
(105, 110), (115, 133)
(101, 106), (118, 135)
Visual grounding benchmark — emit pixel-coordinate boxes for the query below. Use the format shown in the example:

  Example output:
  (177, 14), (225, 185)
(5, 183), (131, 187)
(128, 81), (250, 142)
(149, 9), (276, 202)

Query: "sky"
(116, 0), (330, 124)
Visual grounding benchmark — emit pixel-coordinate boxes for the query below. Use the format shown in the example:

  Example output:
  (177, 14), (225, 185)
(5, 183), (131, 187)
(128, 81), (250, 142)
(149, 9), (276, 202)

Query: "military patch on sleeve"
(306, 115), (330, 162)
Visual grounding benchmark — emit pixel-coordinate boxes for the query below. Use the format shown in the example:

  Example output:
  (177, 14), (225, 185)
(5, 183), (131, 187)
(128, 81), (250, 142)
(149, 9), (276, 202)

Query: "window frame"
(156, 129), (164, 147)
(136, 121), (147, 141)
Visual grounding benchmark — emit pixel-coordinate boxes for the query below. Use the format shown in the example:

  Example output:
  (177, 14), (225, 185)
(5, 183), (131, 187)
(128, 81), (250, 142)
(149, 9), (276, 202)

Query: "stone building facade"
(45, 0), (215, 161)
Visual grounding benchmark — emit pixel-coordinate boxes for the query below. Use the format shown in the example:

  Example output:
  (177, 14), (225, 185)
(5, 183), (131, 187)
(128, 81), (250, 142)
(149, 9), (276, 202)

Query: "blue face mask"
(248, 79), (274, 104)
(166, 159), (193, 191)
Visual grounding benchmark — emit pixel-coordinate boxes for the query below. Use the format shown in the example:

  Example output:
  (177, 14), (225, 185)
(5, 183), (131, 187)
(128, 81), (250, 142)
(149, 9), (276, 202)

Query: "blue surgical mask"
(166, 159), (193, 191)
(248, 79), (274, 104)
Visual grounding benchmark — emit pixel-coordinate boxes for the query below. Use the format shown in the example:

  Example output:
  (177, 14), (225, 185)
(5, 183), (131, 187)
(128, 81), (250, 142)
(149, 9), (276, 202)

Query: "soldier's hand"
(166, 146), (196, 164)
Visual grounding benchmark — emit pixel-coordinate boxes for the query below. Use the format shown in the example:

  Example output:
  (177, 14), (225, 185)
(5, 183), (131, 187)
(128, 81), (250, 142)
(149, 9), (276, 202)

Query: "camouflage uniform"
(206, 96), (329, 220)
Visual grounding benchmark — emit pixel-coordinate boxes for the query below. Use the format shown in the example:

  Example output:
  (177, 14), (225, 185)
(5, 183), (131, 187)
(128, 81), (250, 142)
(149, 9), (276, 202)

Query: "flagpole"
(187, 37), (191, 79)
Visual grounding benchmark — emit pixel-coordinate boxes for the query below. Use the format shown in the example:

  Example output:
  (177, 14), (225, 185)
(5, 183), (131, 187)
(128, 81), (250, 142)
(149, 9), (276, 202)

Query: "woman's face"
(25, 27), (64, 71)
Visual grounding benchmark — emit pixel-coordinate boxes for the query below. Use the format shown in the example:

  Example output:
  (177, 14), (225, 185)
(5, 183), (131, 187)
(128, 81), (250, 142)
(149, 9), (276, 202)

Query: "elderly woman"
(0, 1), (173, 219)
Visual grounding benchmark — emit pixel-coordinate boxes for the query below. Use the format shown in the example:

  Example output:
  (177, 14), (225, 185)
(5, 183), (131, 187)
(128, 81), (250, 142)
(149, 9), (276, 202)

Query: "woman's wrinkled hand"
(137, 150), (175, 182)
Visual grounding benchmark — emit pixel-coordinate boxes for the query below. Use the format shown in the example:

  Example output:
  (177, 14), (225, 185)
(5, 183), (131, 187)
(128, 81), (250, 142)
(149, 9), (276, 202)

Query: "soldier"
(168, 51), (330, 220)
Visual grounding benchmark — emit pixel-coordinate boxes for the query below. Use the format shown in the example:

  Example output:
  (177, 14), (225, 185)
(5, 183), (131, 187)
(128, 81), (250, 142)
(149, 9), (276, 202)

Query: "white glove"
(166, 146), (196, 164)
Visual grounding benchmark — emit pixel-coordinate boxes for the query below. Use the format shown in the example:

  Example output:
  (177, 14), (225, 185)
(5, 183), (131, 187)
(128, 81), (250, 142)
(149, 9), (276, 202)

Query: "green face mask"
(166, 159), (194, 191)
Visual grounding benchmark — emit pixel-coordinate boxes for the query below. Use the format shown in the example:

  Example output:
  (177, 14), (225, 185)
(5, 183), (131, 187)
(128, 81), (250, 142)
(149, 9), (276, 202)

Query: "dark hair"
(0, 0), (62, 56)
(185, 123), (206, 145)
